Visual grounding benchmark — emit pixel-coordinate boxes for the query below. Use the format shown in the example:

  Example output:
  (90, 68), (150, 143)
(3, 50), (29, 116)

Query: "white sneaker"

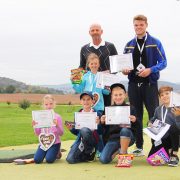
(131, 148), (145, 157)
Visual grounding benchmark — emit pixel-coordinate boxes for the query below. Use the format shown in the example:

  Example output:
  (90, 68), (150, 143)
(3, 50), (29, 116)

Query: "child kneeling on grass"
(99, 83), (137, 166)
(66, 92), (101, 164)
(32, 95), (64, 164)
(148, 86), (180, 167)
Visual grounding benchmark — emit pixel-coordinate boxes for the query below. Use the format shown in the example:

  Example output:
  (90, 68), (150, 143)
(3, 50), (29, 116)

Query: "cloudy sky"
(0, 0), (180, 85)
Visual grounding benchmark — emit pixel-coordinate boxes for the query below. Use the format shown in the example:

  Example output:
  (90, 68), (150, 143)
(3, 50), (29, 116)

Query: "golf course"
(0, 103), (180, 180)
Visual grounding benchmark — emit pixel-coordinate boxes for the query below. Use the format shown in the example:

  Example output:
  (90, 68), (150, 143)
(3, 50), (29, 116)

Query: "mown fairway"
(0, 103), (148, 147)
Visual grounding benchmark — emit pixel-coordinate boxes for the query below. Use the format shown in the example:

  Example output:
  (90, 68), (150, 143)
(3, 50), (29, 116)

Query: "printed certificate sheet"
(75, 112), (97, 130)
(32, 110), (55, 128)
(96, 72), (121, 89)
(105, 106), (130, 126)
(143, 119), (170, 141)
(169, 92), (180, 107)
(109, 54), (133, 73)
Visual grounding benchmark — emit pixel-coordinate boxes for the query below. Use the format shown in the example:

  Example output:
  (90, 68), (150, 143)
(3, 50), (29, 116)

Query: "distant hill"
(41, 81), (180, 94)
(41, 84), (75, 94)
(1, 76), (179, 94)
(0, 77), (64, 94)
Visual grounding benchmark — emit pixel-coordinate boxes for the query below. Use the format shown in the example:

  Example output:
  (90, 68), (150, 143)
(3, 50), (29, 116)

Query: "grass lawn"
(0, 103), (148, 147)
(0, 103), (81, 147)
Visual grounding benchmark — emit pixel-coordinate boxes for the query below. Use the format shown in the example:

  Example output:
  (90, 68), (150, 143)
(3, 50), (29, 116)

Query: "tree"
(5, 85), (16, 93)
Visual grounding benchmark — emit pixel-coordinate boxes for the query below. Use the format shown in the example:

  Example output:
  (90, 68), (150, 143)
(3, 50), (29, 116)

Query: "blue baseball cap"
(80, 92), (93, 100)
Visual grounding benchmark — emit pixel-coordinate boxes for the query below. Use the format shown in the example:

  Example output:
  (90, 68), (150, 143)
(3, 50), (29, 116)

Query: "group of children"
(32, 53), (180, 167)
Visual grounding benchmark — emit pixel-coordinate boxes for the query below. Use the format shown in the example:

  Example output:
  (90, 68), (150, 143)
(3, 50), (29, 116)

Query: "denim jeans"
(99, 128), (135, 164)
(34, 143), (60, 164)
(66, 127), (96, 164)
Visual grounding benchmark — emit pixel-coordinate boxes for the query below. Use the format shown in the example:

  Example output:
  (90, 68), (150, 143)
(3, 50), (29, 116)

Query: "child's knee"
(46, 157), (56, 164)
(120, 128), (131, 138)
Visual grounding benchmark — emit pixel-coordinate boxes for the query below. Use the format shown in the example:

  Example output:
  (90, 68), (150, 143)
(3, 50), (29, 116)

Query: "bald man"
(79, 24), (117, 71)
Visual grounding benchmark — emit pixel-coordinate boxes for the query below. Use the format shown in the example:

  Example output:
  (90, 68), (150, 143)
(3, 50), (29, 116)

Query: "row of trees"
(0, 85), (62, 94)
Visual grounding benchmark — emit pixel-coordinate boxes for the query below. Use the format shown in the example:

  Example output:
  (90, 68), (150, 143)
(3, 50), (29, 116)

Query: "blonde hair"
(42, 94), (56, 108)
(133, 15), (148, 23)
(86, 53), (100, 69)
(158, 86), (173, 95)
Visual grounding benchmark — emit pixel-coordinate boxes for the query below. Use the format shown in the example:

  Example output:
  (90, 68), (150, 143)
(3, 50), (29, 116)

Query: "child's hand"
(171, 107), (180, 116)
(65, 122), (73, 130)
(129, 115), (136, 122)
(53, 119), (58, 126)
(122, 68), (132, 75)
(104, 86), (110, 91)
(96, 116), (100, 124)
(32, 120), (38, 127)
(148, 122), (153, 127)
(101, 115), (106, 124)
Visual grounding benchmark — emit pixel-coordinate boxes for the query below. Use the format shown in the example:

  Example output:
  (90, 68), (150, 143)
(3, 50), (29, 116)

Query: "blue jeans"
(99, 128), (135, 164)
(66, 127), (96, 164)
(34, 143), (60, 164)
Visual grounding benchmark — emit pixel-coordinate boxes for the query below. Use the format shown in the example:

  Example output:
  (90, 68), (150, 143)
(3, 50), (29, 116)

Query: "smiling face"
(42, 95), (56, 110)
(111, 87), (127, 105)
(89, 24), (103, 41)
(133, 20), (148, 38)
(88, 58), (100, 73)
(43, 98), (55, 110)
(80, 95), (93, 111)
(159, 91), (171, 107)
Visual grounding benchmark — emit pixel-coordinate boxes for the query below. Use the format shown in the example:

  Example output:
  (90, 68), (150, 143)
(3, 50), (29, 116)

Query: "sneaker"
(96, 150), (101, 158)
(131, 148), (145, 157)
(168, 154), (179, 167)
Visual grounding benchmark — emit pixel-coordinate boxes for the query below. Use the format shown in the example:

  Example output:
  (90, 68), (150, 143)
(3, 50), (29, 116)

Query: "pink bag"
(147, 147), (169, 166)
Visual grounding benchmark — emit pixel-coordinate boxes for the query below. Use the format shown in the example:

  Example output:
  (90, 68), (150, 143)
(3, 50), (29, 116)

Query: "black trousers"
(128, 82), (159, 149)
(148, 124), (180, 157)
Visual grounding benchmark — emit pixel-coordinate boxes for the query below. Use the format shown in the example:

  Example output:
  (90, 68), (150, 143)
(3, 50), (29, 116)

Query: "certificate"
(143, 119), (170, 141)
(105, 106), (130, 126)
(109, 54), (133, 73)
(96, 72), (121, 89)
(169, 91), (180, 107)
(32, 110), (55, 128)
(75, 112), (97, 130)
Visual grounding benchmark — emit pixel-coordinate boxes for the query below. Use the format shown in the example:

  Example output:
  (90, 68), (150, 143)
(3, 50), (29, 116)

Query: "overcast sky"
(0, 0), (180, 85)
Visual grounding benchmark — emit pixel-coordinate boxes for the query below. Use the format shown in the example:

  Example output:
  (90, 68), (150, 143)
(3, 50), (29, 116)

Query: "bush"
(19, 99), (31, 110)
(7, 101), (11, 105)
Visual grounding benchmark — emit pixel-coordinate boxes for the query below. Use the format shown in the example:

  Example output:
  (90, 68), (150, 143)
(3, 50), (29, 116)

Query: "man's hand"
(138, 68), (151, 77)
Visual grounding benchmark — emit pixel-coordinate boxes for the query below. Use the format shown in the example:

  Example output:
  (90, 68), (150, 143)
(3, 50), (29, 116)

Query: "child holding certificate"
(71, 53), (110, 157)
(147, 86), (179, 167)
(70, 53), (110, 116)
(99, 83), (137, 166)
(66, 92), (101, 164)
(32, 95), (64, 164)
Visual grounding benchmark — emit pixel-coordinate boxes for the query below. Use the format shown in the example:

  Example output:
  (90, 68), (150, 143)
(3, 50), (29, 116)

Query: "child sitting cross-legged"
(99, 83), (137, 166)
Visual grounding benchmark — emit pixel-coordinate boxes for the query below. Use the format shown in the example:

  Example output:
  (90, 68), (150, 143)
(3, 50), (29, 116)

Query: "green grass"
(0, 103), (149, 147)
(0, 103), (81, 147)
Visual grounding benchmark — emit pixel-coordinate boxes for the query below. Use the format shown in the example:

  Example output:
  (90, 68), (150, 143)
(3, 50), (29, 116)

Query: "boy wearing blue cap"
(66, 92), (101, 163)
